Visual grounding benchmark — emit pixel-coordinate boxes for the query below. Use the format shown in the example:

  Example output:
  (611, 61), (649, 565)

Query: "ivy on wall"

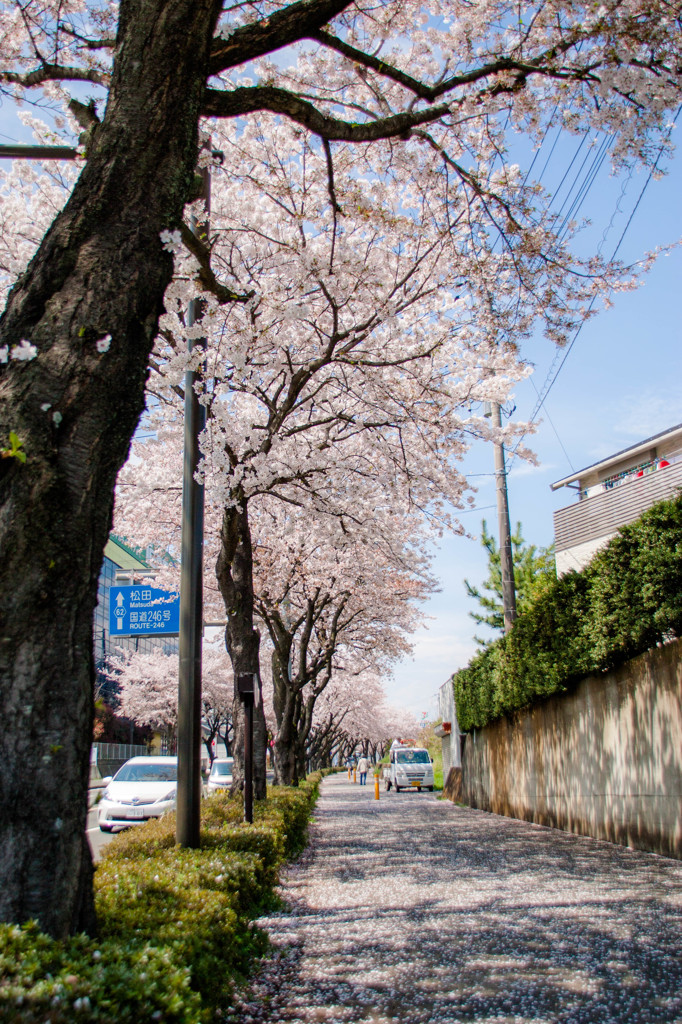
(454, 494), (682, 732)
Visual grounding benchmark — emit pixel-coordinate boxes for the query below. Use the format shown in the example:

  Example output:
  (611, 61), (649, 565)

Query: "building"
(434, 676), (463, 799)
(551, 423), (682, 576)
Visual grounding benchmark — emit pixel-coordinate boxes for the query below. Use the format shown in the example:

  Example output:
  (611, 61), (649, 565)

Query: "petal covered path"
(226, 773), (682, 1024)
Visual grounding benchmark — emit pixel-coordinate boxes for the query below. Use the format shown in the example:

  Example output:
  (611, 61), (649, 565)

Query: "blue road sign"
(109, 585), (180, 637)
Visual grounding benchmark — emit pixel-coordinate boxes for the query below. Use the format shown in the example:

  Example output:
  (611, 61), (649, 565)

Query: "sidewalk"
(226, 772), (682, 1024)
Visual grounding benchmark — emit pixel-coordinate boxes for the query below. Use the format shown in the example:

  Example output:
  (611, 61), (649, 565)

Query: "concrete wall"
(460, 640), (682, 859)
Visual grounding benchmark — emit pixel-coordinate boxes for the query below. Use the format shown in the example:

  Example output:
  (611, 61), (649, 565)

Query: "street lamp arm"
(0, 145), (79, 160)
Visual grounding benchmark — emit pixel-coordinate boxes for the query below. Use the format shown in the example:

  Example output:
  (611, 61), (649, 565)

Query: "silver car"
(98, 755), (177, 832)
(207, 757), (234, 792)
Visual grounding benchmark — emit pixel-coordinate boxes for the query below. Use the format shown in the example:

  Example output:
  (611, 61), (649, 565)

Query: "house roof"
(550, 422), (682, 491)
(104, 534), (150, 570)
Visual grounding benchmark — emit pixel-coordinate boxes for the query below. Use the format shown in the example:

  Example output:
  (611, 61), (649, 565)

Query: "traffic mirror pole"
(0, 145), (78, 160)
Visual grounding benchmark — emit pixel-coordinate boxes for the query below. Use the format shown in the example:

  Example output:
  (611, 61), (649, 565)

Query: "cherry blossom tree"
(113, 649), (180, 745)
(141, 120), (547, 797)
(1, 0), (681, 937)
(110, 641), (233, 761)
(114, 419), (437, 788)
(118, 93), (669, 797)
(252, 501), (435, 783)
(307, 671), (419, 770)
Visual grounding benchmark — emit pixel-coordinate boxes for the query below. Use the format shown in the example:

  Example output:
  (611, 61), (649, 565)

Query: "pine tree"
(464, 521), (556, 645)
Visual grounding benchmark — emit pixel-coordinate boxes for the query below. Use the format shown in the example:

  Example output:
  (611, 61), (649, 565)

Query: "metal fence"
(91, 742), (148, 780)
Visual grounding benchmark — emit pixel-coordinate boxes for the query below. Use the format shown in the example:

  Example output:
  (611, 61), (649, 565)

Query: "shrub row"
(454, 495), (682, 731)
(0, 774), (322, 1024)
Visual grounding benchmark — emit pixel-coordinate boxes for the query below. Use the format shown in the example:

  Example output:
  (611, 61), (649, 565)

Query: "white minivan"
(385, 747), (434, 792)
(207, 757), (234, 792)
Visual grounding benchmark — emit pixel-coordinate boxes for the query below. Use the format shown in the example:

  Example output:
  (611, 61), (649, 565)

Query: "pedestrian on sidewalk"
(357, 755), (370, 785)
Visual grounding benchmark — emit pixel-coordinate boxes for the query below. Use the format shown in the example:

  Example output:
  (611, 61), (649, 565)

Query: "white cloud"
(613, 390), (681, 440)
(508, 459), (555, 480)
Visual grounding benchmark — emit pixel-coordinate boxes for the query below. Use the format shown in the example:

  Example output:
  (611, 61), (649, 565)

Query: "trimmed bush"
(0, 773), (323, 1023)
(0, 923), (200, 1024)
(454, 495), (682, 731)
(95, 848), (268, 1002)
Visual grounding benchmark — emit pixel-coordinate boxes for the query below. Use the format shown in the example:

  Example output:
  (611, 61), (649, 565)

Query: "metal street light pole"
(176, 162), (210, 848)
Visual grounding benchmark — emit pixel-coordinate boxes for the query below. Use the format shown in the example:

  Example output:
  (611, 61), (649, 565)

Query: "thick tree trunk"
(294, 690), (318, 782)
(229, 693), (268, 800)
(216, 502), (266, 800)
(273, 696), (300, 786)
(0, 0), (221, 937)
(272, 647), (299, 786)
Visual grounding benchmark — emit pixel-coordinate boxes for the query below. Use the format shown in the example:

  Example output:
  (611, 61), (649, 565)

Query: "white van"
(385, 747), (434, 792)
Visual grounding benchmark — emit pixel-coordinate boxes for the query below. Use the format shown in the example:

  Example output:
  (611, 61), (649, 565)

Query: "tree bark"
(0, 0), (222, 937)
(272, 646), (299, 786)
(216, 501), (267, 800)
(294, 689), (318, 781)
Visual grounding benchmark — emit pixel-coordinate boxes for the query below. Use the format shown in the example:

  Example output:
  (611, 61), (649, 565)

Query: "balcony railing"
(553, 459), (682, 553)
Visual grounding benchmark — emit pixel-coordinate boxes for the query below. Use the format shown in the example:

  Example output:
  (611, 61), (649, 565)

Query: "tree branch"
(322, 138), (340, 273)
(179, 221), (254, 304)
(310, 29), (437, 101)
(59, 25), (115, 50)
(0, 62), (106, 88)
(202, 85), (449, 140)
(209, 0), (354, 74)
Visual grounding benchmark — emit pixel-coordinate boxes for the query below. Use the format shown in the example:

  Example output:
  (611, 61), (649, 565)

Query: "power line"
(529, 378), (575, 472)
(508, 107), (681, 467)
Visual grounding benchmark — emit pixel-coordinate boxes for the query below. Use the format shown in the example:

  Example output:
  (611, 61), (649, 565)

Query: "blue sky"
(391, 142), (682, 717)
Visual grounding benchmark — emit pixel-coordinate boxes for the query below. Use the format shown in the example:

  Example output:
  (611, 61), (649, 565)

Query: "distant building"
(551, 423), (682, 576)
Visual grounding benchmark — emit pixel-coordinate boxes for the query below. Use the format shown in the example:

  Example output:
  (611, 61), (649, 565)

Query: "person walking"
(357, 754), (370, 786)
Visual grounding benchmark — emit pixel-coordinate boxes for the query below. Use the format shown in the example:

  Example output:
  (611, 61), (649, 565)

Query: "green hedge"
(0, 775), (322, 1023)
(454, 495), (682, 731)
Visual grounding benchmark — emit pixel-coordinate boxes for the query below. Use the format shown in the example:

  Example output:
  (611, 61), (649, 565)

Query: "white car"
(98, 755), (178, 832)
(207, 757), (234, 792)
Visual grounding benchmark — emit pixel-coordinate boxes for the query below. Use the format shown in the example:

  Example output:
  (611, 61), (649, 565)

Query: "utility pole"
(176, 161), (210, 848)
(490, 402), (517, 632)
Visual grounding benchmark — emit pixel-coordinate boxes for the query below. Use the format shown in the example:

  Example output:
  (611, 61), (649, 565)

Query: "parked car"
(98, 755), (177, 832)
(207, 757), (234, 792)
(384, 746), (434, 792)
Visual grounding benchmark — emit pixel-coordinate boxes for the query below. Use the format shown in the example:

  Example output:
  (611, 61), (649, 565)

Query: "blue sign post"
(109, 585), (180, 637)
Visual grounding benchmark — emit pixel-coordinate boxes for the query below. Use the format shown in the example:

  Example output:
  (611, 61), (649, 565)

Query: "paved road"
(225, 773), (682, 1024)
(86, 804), (115, 862)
